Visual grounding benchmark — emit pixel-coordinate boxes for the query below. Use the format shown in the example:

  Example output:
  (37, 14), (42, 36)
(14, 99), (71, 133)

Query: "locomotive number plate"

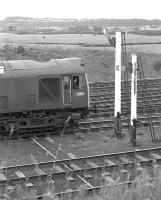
(76, 92), (85, 96)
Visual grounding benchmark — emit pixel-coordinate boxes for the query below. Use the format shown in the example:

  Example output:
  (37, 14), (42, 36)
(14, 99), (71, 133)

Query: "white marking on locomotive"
(85, 73), (90, 107)
(62, 80), (64, 103)
(0, 66), (4, 74)
(70, 79), (72, 102)
(76, 92), (85, 96)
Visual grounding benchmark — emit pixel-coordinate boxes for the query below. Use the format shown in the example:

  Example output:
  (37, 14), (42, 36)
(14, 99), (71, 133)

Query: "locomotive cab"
(62, 74), (89, 109)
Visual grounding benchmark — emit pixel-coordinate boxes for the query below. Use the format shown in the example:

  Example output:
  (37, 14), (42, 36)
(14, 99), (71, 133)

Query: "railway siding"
(1, 147), (161, 196)
(79, 78), (161, 132)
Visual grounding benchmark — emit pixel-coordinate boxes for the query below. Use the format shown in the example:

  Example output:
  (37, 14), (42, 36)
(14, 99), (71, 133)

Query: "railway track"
(79, 115), (161, 133)
(2, 146), (161, 198)
(78, 78), (161, 132)
(89, 79), (161, 114)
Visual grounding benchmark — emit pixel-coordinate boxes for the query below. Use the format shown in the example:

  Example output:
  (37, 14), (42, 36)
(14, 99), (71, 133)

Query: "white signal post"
(130, 54), (137, 145)
(131, 54), (137, 124)
(114, 32), (122, 117)
(114, 32), (122, 137)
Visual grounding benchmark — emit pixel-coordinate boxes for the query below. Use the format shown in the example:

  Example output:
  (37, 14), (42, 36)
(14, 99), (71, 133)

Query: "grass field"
(1, 33), (161, 54)
(1, 44), (161, 82)
(1, 32), (161, 43)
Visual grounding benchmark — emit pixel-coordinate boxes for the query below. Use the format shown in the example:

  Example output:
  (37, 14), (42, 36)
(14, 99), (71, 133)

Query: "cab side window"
(64, 76), (70, 90)
(73, 75), (85, 90)
(73, 76), (79, 89)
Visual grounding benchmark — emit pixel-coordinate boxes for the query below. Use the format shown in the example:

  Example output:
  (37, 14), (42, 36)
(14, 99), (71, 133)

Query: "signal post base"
(114, 112), (122, 138)
(130, 119), (137, 146)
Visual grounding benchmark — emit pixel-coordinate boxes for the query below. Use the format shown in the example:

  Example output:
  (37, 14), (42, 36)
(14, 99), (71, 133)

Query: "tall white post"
(130, 54), (137, 145)
(131, 54), (137, 125)
(114, 32), (122, 138)
(114, 32), (122, 117)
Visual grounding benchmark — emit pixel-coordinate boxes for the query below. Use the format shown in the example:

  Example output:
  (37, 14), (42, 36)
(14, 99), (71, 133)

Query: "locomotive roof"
(0, 58), (85, 78)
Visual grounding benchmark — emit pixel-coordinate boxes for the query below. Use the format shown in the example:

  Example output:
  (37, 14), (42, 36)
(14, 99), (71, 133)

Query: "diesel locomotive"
(0, 58), (89, 136)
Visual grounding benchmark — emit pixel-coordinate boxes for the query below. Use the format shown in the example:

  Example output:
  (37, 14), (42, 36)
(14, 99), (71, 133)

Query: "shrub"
(16, 46), (26, 55)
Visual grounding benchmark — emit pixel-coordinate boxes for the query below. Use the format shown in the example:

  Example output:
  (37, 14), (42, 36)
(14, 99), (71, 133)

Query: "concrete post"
(130, 54), (137, 145)
(114, 32), (122, 137)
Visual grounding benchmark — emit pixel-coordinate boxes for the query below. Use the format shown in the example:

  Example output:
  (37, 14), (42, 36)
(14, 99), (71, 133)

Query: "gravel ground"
(29, 125), (161, 160)
(0, 138), (54, 166)
(1, 125), (161, 167)
(57, 126), (161, 157)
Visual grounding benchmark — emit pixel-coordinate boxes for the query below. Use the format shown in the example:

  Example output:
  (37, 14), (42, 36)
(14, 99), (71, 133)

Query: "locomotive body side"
(0, 58), (89, 135)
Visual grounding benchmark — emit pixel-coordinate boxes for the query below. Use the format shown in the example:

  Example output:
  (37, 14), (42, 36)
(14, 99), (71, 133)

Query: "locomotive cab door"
(62, 76), (72, 106)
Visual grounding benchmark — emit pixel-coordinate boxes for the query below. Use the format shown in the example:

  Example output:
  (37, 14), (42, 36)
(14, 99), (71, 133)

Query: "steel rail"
(4, 146), (161, 199)
(2, 146), (161, 171)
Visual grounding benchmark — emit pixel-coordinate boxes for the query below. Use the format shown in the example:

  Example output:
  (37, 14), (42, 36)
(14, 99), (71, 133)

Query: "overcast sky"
(1, 0), (161, 20)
